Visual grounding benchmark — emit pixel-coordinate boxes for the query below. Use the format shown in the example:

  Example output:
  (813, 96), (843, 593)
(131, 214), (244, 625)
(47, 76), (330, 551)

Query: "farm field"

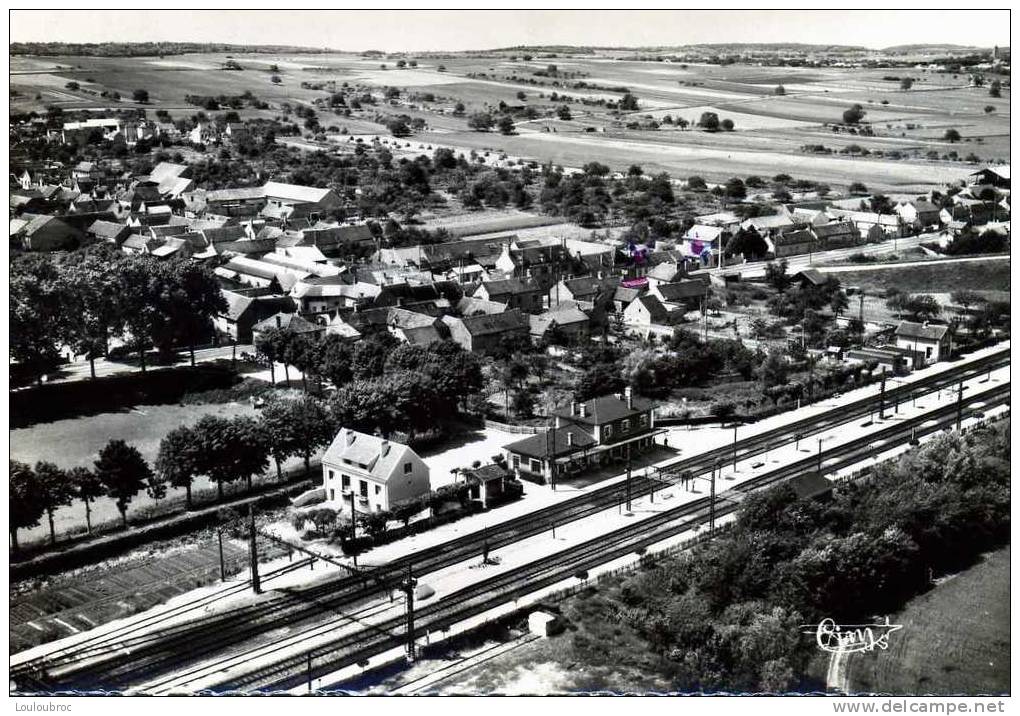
(832, 258), (1011, 296)
(845, 546), (1010, 695)
(11, 51), (1006, 192)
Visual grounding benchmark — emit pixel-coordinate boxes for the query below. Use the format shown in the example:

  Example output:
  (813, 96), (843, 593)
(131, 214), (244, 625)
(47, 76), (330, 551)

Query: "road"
(709, 233), (931, 278)
(41, 345), (254, 384)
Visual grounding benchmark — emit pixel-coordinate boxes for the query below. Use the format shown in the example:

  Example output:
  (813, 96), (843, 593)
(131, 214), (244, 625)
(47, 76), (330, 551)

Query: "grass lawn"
(846, 546), (1010, 696)
(834, 259), (1011, 297)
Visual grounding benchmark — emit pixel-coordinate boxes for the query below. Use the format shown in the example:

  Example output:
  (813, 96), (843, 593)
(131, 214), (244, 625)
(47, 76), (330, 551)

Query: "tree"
(386, 118), (411, 137)
(774, 85), (786, 95)
(59, 251), (125, 378)
(619, 93), (639, 111)
(34, 461), (74, 546)
(697, 112), (720, 131)
(261, 395), (332, 478)
(317, 333), (353, 388)
(155, 425), (201, 509)
(255, 327), (284, 384)
(757, 352), (789, 389)
(467, 112), (494, 131)
(133, 88), (150, 103)
(68, 466), (104, 534)
(724, 177), (746, 200)
(10, 256), (66, 385)
(720, 118), (735, 131)
(843, 104), (866, 125)
(271, 75), (282, 84)
(65, 81), (80, 91)
(944, 128), (961, 143)
(94, 440), (154, 528)
(764, 260), (791, 293)
(848, 181), (868, 195)
(10, 461), (45, 552)
(556, 105), (572, 121)
(906, 294), (942, 322)
(194, 415), (270, 497)
(452, 101), (465, 116)
(951, 290), (983, 313)
(899, 77), (914, 91)
(497, 114), (515, 135)
(989, 80), (1001, 98)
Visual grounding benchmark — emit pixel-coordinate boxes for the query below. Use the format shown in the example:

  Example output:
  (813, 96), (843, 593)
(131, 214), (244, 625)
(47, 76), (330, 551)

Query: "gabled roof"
(895, 320), (949, 341)
(552, 393), (656, 426)
(631, 293), (669, 322)
(322, 429), (422, 482)
(445, 309), (529, 336)
(504, 426), (597, 460)
(654, 279), (709, 302)
(263, 181), (334, 204)
(613, 285), (645, 305)
(475, 277), (540, 297)
(457, 296), (508, 316)
(252, 312), (323, 335)
(530, 304), (590, 335)
(87, 219), (129, 239)
(792, 268), (826, 286)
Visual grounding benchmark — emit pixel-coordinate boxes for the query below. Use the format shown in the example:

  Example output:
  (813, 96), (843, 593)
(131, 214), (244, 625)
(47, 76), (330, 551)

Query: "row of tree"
(10, 247), (225, 383)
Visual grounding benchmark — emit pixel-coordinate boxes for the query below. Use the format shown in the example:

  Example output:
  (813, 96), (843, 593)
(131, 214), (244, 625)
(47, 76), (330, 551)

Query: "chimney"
(275, 315), (281, 327)
(346, 429), (356, 445)
(571, 401), (578, 415)
(625, 386), (633, 409)
(381, 439), (390, 457)
(567, 432), (574, 447)
(579, 403), (587, 418)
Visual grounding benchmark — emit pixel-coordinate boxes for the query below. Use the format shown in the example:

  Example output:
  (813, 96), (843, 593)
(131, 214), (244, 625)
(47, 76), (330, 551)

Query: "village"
(7, 21), (1012, 699)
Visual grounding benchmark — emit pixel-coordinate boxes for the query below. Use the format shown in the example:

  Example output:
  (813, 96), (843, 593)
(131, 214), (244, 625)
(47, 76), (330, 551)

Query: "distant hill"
(882, 44), (995, 54)
(9, 42), (333, 57)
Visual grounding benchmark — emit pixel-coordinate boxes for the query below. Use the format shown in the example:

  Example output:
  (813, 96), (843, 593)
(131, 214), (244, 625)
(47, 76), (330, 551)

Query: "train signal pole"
(248, 505), (261, 595)
(879, 373), (887, 419)
(403, 563), (418, 662)
(625, 442), (632, 513)
(956, 381), (964, 430)
(710, 459), (719, 534)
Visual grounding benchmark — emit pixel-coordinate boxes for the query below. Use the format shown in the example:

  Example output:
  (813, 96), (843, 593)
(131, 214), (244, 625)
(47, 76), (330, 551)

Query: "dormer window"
(621, 419), (630, 433)
(603, 425), (612, 439)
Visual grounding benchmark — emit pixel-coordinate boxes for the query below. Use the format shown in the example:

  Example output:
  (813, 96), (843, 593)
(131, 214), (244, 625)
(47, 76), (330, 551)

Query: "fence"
(482, 418), (548, 434)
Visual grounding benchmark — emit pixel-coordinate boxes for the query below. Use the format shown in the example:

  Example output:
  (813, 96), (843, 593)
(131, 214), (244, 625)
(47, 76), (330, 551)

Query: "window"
(621, 419), (630, 433)
(639, 414), (649, 427)
(375, 485), (381, 495)
(341, 475), (350, 490)
(404, 462), (413, 474)
(603, 425), (613, 439)
(329, 489), (335, 501)
(530, 459), (542, 473)
(359, 480), (368, 497)
(926, 346), (933, 358)
(511, 455), (520, 469)
(328, 469), (335, 481)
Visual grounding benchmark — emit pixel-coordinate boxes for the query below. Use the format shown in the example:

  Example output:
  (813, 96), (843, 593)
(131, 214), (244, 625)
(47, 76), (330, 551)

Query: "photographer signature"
(804, 617), (903, 654)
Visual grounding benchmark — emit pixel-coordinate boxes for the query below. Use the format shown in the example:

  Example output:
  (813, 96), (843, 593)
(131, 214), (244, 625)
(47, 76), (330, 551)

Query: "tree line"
(10, 246), (225, 384)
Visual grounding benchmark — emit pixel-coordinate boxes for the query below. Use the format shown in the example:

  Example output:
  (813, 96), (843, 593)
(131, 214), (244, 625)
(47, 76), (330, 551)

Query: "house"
(623, 293), (670, 328)
(457, 296), (508, 316)
(86, 219), (130, 244)
(894, 321), (950, 365)
(252, 311), (326, 340)
(462, 463), (512, 509)
(473, 277), (544, 312)
(648, 278), (709, 312)
(549, 276), (617, 312)
(146, 162), (194, 198)
(12, 214), (84, 251)
(612, 284), (646, 313)
(214, 291), (296, 343)
(827, 209), (907, 239)
(447, 263), (487, 285)
(810, 219), (863, 250)
(322, 429), (431, 513)
(503, 390), (661, 484)
(894, 200), (941, 231)
(442, 310), (530, 353)
(529, 303), (591, 343)
(790, 269), (827, 289)
(385, 308), (446, 345)
(845, 346), (914, 375)
(773, 228), (819, 258)
(968, 165), (1010, 189)
(740, 211), (799, 238)
(646, 260), (687, 287)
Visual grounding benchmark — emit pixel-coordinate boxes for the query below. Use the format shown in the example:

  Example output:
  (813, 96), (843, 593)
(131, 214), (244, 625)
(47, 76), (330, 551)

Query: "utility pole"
(731, 423), (738, 471)
(795, 432), (802, 451)
(879, 372), (887, 419)
(217, 527), (226, 582)
(956, 380), (964, 430)
(816, 438), (824, 476)
(248, 505), (261, 595)
(625, 442), (632, 513)
(404, 563), (417, 663)
(709, 459), (719, 533)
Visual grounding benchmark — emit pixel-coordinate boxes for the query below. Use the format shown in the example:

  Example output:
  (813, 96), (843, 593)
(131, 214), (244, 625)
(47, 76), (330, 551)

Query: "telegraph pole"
(404, 563), (417, 663)
(816, 438), (824, 475)
(956, 381), (964, 430)
(879, 372), (887, 419)
(217, 527), (226, 582)
(625, 442), (632, 513)
(709, 459), (719, 533)
(248, 505), (261, 595)
(731, 423), (738, 471)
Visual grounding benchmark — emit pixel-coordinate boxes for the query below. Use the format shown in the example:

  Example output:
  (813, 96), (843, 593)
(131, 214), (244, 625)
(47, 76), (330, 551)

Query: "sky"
(9, 10), (1011, 52)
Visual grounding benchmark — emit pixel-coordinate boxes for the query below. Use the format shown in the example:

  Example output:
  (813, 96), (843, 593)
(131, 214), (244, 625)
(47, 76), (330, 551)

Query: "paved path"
(815, 254), (1010, 273)
(43, 345), (254, 384)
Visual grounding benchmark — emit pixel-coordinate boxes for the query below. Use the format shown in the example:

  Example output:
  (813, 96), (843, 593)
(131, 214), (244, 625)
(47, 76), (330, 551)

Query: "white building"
(322, 429), (431, 513)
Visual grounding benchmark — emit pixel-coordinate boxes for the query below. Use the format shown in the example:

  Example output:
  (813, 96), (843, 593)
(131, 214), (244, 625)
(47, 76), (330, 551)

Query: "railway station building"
(503, 389), (664, 484)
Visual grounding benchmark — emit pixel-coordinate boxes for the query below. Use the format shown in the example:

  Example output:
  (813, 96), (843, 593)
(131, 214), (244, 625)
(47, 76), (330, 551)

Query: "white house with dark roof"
(322, 429), (431, 512)
(894, 321), (951, 365)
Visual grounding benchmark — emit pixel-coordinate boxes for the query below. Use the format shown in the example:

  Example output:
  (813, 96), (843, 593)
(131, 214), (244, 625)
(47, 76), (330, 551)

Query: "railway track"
(203, 382), (1011, 693)
(13, 350), (1009, 692)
